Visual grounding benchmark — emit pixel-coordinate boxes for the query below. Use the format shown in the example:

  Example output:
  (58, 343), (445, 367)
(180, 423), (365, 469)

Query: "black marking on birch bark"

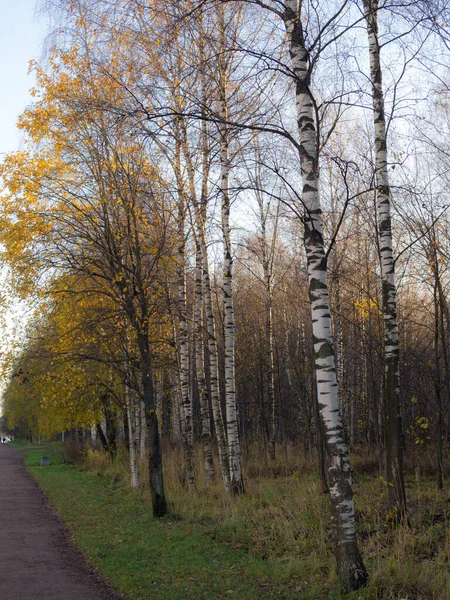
(313, 342), (335, 360)
(298, 118), (315, 132)
(309, 279), (327, 292)
(378, 185), (390, 199)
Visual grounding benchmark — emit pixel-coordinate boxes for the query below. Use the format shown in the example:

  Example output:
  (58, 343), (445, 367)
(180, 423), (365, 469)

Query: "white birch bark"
(335, 282), (348, 440)
(134, 394), (140, 448)
(178, 239), (194, 449)
(283, 0), (367, 591)
(197, 207), (231, 492)
(177, 102), (231, 492)
(170, 378), (182, 443)
(195, 242), (216, 484)
(125, 381), (140, 490)
(156, 374), (163, 438)
(170, 301), (195, 488)
(139, 399), (146, 461)
(218, 8), (244, 492)
(177, 202), (195, 487)
(363, 0), (407, 519)
(283, 304), (294, 391)
(167, 113), (197, 487)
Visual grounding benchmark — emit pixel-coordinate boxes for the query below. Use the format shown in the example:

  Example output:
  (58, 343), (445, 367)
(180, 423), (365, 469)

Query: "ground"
(0, 444), (119, 600)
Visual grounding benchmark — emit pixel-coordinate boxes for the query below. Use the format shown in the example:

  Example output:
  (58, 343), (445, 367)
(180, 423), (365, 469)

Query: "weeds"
(23, 439), (450, 599)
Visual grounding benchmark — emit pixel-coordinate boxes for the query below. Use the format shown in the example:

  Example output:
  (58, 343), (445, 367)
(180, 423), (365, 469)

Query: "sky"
(0, 0), (46, 393)
(0, 0), (46, 156)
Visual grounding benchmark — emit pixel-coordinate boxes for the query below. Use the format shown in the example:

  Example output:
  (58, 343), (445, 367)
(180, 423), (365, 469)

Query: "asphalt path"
(0, 444), (120, 600)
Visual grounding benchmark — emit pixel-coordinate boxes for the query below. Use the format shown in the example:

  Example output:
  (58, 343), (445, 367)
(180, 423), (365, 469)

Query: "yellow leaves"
(2, 276), (125, 436)
(406, 416), (430, 447)
(354, 297), (382, 319)
(416, 416), (429, 430)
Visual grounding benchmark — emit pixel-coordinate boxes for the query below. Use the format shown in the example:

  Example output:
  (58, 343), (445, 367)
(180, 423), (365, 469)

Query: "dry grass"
(81, 441), (450, 599)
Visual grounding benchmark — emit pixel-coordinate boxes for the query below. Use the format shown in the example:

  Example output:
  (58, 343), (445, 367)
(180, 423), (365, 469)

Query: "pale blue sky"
(0, 0), (46, 156)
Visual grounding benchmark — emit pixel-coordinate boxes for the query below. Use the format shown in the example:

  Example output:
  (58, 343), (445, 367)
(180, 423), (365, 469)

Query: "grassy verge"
(14, 442), (304, 600)
(12, 441), (450, 600)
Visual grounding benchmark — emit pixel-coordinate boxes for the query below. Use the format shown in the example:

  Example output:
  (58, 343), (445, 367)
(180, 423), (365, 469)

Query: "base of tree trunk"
(337, 552), (369, 594)
(151, 493), (167, 518)
(230, 477), (245, 495)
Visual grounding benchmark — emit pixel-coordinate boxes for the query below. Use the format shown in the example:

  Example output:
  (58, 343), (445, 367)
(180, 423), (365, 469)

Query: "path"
(0, 444), (120, 600)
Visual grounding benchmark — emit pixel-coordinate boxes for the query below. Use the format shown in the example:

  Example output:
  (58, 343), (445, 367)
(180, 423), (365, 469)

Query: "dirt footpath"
(0, 444), (120, 600)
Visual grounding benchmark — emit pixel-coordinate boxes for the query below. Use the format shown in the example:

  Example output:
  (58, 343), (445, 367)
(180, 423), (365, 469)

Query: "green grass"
(15, 443), (303, 600)
(11, 441), (450, 600)
(11, 439), (63, 465)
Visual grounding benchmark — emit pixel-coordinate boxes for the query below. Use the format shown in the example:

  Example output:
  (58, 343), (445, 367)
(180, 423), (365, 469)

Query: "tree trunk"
(195, 242), (216, 485)
(139, 399), (146, 461)
(363, 0), (407, 521)
(313, 369), (329, 495)
(138, 332), (167, 517)
(193, 209), (231, 492)
(125, 381), (140, 490)
(176, 90), (231, 492)
(433, 281), (444, 491)
(283, 1), (368, 591)
(96, 423), (109, 454)
(177, 200), (195, 488)
(436, 270), (450, 440)
(218, 4), (244, 494)
(256, 195), (277, 461)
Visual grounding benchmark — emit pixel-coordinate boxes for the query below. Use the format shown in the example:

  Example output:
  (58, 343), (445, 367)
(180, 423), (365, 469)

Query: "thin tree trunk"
(433, 281), (444, 491)
(177, 196), (195, 488)
(436, 273), (450, 439)
(284, 1), (368, 591)
(139, 399), (146, 461)
(218, 4), (244, 494)
(170, 308), (196, 488)
(170, 381), (182, 444)
(256, 194), (277, 461)
(334, 278), (346, 432)
(125, 381), (140, 490)
(190, 196), (231, 492)
(137, 331), (167, 517)
(195, 242), (216, 484)
(176, 83), (230, 491)
(199, 225), (231, 492)
(155, 375), (163, 438)
(363, 0), (407, 520)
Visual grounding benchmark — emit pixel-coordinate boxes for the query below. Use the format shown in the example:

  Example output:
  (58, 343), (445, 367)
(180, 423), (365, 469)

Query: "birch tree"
(282, 0), (368, 590)
(362, 0), (407, 520)
(216, 2), (245, 494)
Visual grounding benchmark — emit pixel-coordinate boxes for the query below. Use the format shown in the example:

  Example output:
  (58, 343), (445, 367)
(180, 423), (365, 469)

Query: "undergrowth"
(16, 438), (450, 599)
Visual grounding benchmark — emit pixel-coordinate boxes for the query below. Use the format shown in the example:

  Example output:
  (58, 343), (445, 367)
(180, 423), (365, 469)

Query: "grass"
(10, 439), (450, 600)
(12, 441), (302, 599)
